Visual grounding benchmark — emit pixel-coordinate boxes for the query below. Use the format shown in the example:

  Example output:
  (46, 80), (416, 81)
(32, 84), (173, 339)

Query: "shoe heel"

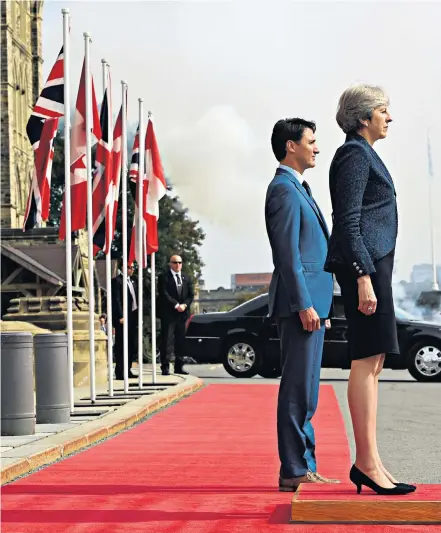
(279, 486), (298, 493)
(356, 484), (362, 494)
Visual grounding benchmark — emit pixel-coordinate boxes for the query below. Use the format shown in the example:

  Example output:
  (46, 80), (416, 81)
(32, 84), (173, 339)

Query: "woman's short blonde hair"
(336, 84), (390, 134)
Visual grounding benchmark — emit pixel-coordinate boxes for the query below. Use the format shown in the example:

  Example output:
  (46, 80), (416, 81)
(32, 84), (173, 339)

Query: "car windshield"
(394, 306), (417, 320)
(230, 294), (268, 315)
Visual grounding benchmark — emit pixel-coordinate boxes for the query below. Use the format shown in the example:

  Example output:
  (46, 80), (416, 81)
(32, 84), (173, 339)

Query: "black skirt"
(335, 249), (400, 361)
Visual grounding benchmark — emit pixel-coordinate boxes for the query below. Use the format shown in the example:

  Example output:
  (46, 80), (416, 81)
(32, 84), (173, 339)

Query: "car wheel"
(222, 336), (262, 378)
(258, 359), (282, 379)
(407, 340), (441, 382)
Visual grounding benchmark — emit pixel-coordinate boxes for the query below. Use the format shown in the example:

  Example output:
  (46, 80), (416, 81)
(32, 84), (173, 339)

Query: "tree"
(47, 134), (65, 226)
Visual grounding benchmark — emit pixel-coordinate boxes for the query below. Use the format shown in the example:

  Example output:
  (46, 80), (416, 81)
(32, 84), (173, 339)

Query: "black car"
(185, 293), (441, 382)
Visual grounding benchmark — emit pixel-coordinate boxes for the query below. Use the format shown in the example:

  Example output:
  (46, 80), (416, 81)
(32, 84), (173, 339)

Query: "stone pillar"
(2, 296), (108, 387)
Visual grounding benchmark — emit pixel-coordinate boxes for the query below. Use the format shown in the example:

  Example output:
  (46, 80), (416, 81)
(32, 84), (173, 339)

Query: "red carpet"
(2, 384), (440, 533)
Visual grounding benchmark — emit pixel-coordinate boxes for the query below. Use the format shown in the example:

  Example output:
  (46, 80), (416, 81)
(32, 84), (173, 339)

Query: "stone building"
(1, 1), (44, 229)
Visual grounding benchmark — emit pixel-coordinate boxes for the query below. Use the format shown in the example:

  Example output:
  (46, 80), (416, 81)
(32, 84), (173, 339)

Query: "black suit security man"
(111, 261), (138, 380)
(157, 255), (194, 376)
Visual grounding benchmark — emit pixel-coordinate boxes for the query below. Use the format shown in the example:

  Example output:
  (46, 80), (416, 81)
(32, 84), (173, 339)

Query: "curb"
(1, 376), (204, 485)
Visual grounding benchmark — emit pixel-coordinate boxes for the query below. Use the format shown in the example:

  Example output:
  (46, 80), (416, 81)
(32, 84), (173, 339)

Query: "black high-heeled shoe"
(349, 465), (414, 495)
(394, 482), (416, 492)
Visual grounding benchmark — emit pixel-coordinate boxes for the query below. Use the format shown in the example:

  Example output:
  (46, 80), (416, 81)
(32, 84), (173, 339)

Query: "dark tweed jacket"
(324, 133), (398, 278)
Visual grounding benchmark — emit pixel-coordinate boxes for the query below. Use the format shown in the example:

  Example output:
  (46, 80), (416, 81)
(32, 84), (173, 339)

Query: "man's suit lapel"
(311, 199), (330, 239)
(275, 168), (329, 240)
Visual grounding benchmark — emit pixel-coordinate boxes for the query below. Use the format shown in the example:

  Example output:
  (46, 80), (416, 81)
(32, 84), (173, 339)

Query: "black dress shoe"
(174, 368), (189, 375)
(128, 370), (136, 378)
(350, 465), (414, 495)
(162, 369), (170, 376)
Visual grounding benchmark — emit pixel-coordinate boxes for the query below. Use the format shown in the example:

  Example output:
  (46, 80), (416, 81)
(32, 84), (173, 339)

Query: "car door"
(323, 295), (350, 368)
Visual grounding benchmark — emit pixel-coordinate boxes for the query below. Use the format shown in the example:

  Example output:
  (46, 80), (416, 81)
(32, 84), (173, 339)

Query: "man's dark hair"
(117, 257), (134, 270)
(271, 118), (316, 162)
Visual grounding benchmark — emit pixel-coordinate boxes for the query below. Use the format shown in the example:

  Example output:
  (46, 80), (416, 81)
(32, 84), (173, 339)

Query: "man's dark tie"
(302, 180), (312, 197)
(176, 274), (182, 297)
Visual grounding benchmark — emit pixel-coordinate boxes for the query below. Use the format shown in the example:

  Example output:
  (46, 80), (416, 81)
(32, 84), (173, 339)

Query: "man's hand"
(299, 307), (321, 332)
(177, 304), (187, 313)
(357, 275), (377, 315)
(325, 319), (331, 329)
(119, 318), (124, 324)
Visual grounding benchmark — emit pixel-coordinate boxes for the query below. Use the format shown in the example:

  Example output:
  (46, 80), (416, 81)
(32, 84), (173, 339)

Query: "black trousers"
(160, 316), (187, 371)
(114, 312), (138, 377)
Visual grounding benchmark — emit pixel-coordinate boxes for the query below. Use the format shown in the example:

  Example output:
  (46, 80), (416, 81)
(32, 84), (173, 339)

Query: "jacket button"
(353, 262), (357, 266)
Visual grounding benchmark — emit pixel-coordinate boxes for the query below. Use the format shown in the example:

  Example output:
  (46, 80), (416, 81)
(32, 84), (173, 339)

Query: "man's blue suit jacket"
(265, 167), (333, 319)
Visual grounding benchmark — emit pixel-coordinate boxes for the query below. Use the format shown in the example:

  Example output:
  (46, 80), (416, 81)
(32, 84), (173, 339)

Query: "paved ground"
(189, 364), (441, 484)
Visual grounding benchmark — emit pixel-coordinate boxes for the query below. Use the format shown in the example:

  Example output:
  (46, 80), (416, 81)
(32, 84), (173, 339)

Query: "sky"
(43, 0), (441, 290)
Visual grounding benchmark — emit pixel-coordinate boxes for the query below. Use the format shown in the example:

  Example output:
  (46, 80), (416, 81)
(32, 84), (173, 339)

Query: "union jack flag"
(23, 47), (64, 229)
(92, 74), (113, 255)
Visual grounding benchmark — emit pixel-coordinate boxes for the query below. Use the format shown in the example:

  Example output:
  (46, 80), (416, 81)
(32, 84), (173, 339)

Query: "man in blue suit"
(265, 118), (339, 491)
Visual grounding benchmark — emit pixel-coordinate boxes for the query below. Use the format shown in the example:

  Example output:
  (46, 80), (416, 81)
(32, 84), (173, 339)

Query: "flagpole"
(429, 179), (438, 290)
(101, 59), (114, 397)
(137, 98), (144, 390)
(147, 111), (157, 385)
(121, 82), (129, 394)
(151, 252), (157, 384)
(62, 9), (74, 412)
(101, 59), (107, 99)
(427, 132), (439, 291)
(84, 32), (96, 402)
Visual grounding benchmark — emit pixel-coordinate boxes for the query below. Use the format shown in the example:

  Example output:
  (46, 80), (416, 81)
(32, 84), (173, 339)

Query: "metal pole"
(101, 59), (107, 99)
(121, 82), (129, 393)
(84, 32), (96, 402)
(62, 9), (74, 413)
(428, 179), (439, 290)
(138, 98), (144, 390)
(151, 252), (157, 384)
(101, 59), (114, 397)
(427, 132), (439, 291)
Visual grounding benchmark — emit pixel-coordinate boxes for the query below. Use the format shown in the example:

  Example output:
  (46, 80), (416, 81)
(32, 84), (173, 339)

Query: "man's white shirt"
(170, 269), (183, 310)
(118, 270), (137, 311)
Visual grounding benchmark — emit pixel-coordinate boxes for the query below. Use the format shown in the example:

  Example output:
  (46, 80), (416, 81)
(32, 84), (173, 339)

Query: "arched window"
(15, 163), (23, 214)
(17, 64), (24, 149)
(21, 67), (29, 145)
(25, 166), (33, 216)
(13, 61), (20, 147)
(20, 1), (28, 42)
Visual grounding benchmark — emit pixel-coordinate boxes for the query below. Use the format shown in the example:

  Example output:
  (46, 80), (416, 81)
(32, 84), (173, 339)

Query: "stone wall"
(1, 1), (44, 229)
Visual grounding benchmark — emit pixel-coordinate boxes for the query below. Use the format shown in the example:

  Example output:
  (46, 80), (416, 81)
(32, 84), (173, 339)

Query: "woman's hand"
(357, 275), (377, 315)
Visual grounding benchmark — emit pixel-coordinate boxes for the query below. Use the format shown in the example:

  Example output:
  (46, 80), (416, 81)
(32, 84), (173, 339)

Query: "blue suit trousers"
(276, 315), (325, 478)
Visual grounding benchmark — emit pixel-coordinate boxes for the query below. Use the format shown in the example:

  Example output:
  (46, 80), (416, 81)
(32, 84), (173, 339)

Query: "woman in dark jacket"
(324, 84), (415, 495)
